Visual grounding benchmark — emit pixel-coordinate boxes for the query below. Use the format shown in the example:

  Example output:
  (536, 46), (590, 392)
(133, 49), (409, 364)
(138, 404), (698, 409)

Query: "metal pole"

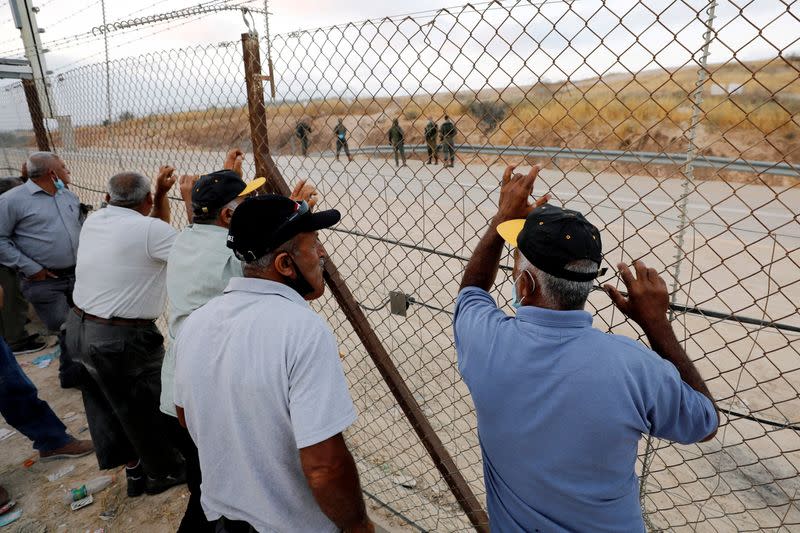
(11, 0), (54, 118)
(670, 0), (717, 312)
(240, 32), (490, 532)
(22, 77), (50, 151)
(101, 0), (112, 126)
(640, 3), (718, 529)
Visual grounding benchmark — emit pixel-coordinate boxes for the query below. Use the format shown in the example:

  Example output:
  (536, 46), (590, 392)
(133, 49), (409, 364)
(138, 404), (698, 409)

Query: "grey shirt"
(174, 277), (356, 532)
(0, 180), (82, 276)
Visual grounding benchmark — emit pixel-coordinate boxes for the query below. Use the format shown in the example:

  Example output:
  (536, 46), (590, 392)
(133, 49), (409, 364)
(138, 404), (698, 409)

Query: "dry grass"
(55, 56), (800, 168)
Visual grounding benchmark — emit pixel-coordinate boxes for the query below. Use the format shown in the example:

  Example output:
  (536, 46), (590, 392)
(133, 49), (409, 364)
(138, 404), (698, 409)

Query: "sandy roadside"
(0, 336), (413, 533)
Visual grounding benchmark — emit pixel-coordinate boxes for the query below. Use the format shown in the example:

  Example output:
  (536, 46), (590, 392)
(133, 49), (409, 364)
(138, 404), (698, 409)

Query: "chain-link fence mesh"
(1, 0), (799, 531)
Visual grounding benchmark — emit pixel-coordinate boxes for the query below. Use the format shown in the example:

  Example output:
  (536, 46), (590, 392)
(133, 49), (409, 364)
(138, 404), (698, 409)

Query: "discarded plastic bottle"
(62, 475), (113, 504)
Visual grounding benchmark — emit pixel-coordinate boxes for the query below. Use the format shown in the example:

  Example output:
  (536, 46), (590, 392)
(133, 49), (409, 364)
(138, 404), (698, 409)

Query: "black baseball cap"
(227, 195), (341, 262)
(192, 170), (266, 217)
(497, 205), (606, 281)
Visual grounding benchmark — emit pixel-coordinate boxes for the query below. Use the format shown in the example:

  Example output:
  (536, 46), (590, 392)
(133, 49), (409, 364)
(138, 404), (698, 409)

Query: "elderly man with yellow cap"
(453, 165), (718, 532)
(162, 149), (318, 532)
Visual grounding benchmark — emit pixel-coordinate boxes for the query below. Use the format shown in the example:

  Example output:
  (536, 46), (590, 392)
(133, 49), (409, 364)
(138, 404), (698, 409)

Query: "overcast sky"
(1, 0), (797, 130)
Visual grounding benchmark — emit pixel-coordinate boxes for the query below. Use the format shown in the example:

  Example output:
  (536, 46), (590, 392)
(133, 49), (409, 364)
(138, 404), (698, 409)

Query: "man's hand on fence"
(178, 174), (200, 224)
(179, 174), (200, 203)
(155, 166), (177, 196)
(290, 179), (319, 208)
(223, 148), (244, 176)
(493, 164), (549, 226)
(604, 261), (670, 331)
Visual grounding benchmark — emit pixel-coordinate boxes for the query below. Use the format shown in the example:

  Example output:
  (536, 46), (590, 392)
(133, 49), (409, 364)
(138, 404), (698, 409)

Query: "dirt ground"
(0, 332), (412, 533)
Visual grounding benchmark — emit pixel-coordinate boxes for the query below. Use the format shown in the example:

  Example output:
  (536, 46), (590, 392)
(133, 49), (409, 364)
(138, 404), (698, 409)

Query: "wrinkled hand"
(494, 164), (550, 225)
(28, 268), (58, 282)
(290, 179), (319, 208)
(155, 166), (176, 195)
(223, 148), (244, 176)
(604, 261), (670, 331)
(178, 174), (200, 201)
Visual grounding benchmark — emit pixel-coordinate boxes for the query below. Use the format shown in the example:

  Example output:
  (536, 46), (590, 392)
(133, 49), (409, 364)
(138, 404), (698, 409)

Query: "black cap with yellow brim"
(496, 204), (606, 282)
(192, 170), (266, 217)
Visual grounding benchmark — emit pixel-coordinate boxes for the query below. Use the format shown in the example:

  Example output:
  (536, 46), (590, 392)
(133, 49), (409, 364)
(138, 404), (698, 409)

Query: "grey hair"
(519, 254), (598, 310)
(107, 172), (151, 208)
(193, 197), (242, 224)
(241, 238), (297, 275)
(26, 152), (59, 180)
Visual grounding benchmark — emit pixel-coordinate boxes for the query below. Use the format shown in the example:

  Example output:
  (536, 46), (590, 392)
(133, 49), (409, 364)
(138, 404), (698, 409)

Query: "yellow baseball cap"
(239, 176), (266, 197)
(496, 218), (525, 248)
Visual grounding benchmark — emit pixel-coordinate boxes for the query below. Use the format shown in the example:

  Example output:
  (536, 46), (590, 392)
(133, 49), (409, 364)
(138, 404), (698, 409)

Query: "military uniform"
(334, 121), (352, 162)
(295, 121), (312, 157)
(440, 118), (456, 167)
(388, 120), (407, 167)
(424, 120), (439, 164)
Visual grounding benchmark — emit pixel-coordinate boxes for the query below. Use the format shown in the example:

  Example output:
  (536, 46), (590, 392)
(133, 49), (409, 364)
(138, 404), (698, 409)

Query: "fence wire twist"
(2, 0), (800, 531)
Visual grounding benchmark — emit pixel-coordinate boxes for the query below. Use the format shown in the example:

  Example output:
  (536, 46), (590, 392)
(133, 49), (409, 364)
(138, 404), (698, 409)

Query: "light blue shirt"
(453, 286), (717, 533)
(174, 277), (356, 532)
(0, 180), (81, 276)
(160, 223), (243, 416)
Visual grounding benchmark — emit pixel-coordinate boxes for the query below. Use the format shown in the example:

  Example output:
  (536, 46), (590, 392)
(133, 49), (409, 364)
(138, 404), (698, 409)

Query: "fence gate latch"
(389, 291), (410, 317)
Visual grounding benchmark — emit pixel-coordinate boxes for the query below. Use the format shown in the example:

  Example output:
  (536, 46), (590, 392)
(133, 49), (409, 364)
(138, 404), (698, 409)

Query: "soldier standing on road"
(388, 118), (407, 167)
(296, 121), (312, 157)
(333, 119), (353, 162)
(424, 118), (439, 165)
(440, 115), (457, 168)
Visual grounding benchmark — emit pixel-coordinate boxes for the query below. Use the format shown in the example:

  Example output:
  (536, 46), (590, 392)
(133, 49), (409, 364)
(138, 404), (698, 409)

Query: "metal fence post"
(638, 3), (719, 529)
(21, 78), (50, 152)
(240, 31), (490, 532)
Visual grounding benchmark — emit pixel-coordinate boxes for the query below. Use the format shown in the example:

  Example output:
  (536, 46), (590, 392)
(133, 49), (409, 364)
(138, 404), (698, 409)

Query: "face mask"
(284, 256), (315, 297)
(53, 177), (65, 191)
(511, 271), (535, 309)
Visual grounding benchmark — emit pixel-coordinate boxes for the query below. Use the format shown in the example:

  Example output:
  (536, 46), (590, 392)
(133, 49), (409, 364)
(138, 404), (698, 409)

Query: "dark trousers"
(19, 275), (74, 333)
(426, 139), (438, 163)
(299, 136), (309, 156)
(392, 143), (406, 166)
(0, 336), (70, 452)
(167, 418), (214, 533)
(65, 311), (182, 475)
(336, 139), (351, 159)
(442, 139), (455, 164)
(0, 266), (28, 345)
(214, 517), (257, 533)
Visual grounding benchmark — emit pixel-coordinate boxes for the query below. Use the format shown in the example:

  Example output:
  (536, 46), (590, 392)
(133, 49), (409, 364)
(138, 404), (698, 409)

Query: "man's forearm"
(150, 192), (171, 223)
(460, 219), (505, 291)
(182, 195), (193, 224)
(306, 451), (369, 530)
(644, 319), (718, 412)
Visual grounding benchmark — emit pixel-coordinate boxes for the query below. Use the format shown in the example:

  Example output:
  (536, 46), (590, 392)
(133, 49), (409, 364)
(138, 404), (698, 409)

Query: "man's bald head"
(107, 172), (151, 209)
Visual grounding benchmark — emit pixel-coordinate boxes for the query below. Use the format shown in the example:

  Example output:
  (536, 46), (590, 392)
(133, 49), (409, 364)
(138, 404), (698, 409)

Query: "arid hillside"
(19, 55), (800, 184)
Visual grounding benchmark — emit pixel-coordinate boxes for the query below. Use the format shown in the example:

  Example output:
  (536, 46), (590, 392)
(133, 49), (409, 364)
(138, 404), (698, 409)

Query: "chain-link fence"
(2, 0), (800, 531)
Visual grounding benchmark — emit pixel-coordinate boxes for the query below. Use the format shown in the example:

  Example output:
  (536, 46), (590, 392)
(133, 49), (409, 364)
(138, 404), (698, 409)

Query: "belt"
(47, 266), (76, 277)
(72, 306), (155, 327)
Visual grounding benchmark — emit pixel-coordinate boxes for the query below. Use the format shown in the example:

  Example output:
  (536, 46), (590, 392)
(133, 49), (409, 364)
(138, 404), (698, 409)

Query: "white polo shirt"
(73, 206), (177, 319)
(174, 277), (356, 532)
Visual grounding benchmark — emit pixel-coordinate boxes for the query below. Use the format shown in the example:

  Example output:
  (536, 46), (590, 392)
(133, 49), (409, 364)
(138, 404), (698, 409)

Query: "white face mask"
(511, 270), (535, 309)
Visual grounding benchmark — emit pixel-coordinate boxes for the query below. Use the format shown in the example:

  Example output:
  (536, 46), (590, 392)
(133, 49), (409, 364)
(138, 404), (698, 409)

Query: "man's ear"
(104, 193), (111, 203)
(273, 252), (295, 278)
(219, 207), (234, 227)
(521, 270), (535, 302)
